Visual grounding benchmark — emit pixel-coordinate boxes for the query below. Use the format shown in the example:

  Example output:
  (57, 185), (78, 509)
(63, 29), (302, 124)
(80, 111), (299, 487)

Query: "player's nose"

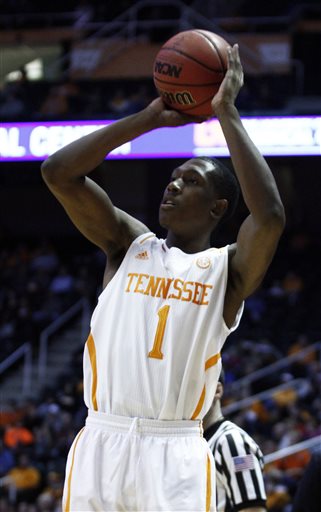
(167, 178), (182, 193)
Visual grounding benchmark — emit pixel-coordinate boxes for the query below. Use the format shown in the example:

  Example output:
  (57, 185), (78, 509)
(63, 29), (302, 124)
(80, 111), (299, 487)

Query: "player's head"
(198, 157), (240, 223)
(159, 157), (239, 238)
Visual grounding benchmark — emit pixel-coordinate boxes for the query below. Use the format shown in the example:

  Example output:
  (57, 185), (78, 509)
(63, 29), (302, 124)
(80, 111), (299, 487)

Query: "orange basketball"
(153, 29), (230, 116)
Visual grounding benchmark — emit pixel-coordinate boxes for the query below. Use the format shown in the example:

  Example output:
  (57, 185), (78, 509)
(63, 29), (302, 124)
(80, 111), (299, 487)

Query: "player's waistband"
(86, 410), (203, 437)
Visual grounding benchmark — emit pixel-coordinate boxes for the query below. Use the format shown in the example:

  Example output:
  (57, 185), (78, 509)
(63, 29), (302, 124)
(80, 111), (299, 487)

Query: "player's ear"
(215, 382), (224, 400)
(210, 199), (228, 220)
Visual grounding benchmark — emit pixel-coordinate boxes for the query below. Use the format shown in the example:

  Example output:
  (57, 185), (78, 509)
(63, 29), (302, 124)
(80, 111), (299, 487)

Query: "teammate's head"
(159, 157), (239, 239)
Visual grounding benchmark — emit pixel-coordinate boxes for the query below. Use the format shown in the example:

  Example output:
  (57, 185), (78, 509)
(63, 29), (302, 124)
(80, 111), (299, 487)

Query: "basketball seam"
(193, 30), (226, 72)
(158, 47), (223, 74)
(154, 77), (223, 87)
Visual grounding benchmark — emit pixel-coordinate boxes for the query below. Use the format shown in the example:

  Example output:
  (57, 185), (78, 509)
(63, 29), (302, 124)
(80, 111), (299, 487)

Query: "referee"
(203, 369), (267, 512)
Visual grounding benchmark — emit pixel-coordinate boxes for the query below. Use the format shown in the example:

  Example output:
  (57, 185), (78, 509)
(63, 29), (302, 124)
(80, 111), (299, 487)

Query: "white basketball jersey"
(83, 233), (243, 420)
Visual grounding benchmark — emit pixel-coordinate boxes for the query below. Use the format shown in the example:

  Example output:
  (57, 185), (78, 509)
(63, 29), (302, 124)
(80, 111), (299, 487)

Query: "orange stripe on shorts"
(64, 427), (85, 512)
(206, 454), (212, 512)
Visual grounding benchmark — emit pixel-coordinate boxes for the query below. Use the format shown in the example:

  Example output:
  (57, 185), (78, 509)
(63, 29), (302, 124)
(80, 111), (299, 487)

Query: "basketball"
(153, 29), (230, 116)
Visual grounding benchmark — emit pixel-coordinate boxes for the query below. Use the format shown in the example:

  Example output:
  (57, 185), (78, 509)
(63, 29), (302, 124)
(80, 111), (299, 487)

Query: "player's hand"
(144, 97), (208, 128)
(211, 44), (244, 116)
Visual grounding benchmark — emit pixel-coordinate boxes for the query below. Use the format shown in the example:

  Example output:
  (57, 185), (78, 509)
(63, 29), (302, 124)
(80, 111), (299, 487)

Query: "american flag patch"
(233, 454), (255, 472)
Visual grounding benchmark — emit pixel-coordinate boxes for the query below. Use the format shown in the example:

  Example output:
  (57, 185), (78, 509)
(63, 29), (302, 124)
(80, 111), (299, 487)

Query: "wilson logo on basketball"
(157, 89), (196, 106)
(154, 60), (182, 78)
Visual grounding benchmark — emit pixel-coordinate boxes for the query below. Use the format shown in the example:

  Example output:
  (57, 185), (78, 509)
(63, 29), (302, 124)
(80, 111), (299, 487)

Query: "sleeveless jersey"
(83, 233), (243, 420)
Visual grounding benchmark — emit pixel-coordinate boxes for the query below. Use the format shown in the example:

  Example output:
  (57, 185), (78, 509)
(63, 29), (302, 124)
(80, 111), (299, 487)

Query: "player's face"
(159, 158), (217, 235)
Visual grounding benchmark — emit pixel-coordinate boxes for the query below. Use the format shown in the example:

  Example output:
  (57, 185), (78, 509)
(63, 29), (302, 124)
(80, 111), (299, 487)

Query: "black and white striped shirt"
(205, 419), (267, 511)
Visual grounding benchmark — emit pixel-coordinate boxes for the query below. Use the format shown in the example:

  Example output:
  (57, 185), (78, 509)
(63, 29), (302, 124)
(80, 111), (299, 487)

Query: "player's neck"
(165, 232), (211, 253)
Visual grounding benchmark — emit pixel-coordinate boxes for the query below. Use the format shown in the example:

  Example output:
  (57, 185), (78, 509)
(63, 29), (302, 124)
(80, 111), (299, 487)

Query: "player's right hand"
(144, 98), (208, 128)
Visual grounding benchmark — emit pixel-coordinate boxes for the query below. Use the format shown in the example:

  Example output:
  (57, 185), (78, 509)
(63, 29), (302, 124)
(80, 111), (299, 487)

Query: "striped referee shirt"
(204, 419), (267, 511)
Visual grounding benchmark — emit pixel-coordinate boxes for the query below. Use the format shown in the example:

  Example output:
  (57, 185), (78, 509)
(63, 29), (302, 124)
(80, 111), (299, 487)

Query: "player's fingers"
(228, 45), (239, 67)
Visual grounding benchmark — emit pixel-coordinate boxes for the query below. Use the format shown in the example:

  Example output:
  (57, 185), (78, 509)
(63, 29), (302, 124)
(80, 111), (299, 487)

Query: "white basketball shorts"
(63, 410), (216, 512)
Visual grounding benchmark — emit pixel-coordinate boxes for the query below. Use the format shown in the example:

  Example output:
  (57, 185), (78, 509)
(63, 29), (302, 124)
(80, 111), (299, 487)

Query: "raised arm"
(212, 45), (286, 327)
(41, 100), (198, 260)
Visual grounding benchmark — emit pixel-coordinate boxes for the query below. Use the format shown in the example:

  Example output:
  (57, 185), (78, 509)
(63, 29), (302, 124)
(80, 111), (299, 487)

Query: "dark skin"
(41, 45), (285, 328)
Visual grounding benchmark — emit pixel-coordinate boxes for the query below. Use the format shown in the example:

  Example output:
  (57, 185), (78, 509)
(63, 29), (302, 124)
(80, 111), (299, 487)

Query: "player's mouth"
(160, 199), (176, 210)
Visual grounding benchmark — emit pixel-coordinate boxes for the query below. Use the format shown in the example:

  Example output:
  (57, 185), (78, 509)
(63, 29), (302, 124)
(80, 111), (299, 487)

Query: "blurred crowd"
(0, 229), (320, 511)
(0, 71), (298, 123)
(1, 0), (321, 122)
(0, 239), (104, 362)
(0, 74), (156, 122)
(1, 0), (320, 27)
(222, 337), (321, 511)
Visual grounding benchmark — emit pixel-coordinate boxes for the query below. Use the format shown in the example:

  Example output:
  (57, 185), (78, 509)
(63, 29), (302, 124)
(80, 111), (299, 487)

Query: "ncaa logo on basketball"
(196, 256), (211, 269)
(157, 89), (196, 106)
(154, 60), (182, 78)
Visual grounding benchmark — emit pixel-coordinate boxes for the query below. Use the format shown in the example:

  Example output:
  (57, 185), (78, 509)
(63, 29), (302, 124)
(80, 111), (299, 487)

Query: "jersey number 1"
(148, 305), (170, 360)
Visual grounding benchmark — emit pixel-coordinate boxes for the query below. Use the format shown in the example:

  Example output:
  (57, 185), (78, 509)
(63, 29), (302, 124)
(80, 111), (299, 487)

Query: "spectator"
(3, 422), (34, 451)
(1, 453), (41, 504)
(0, 438), (15, 477)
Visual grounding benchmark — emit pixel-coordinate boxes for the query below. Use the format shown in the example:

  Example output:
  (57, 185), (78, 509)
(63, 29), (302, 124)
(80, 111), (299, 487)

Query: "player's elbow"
(259, 200), (286, 240)
(41, 156), (65, 187)
(268, 203), (286, 237)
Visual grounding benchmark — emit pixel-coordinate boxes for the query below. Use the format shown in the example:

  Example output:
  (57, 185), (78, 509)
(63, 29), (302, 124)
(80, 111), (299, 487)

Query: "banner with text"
(0, 116), (320, 162)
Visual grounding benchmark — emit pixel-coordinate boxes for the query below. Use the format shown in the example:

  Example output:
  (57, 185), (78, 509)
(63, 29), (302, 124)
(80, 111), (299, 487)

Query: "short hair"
(198, 157), (240, 222)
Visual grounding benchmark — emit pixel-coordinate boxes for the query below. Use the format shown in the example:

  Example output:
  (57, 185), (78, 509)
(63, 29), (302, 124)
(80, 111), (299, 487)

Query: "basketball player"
(203, 369), (267, 511)
(41, 45), (285, 511)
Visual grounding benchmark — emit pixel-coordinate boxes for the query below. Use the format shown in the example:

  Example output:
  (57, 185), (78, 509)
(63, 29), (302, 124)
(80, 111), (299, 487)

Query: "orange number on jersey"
(148, 305), (170, 359)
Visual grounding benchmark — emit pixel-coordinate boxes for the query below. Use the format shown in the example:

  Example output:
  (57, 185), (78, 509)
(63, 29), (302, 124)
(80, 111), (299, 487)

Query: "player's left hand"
(211, 44), (244, 115)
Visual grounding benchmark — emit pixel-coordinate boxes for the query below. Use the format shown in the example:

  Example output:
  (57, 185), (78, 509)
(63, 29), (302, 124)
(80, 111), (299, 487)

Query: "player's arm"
(212, 45), (285, 327)
(41, 100), (201, 257)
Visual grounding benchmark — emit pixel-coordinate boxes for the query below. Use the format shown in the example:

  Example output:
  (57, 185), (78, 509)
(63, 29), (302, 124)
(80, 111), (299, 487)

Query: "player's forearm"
(216, 104), (285, 226)
(41, 109), (157, 182)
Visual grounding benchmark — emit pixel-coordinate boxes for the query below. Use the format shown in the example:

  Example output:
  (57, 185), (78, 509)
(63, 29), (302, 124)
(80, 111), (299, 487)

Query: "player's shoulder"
(208, 244), (230, 256)
(227, 243), (237, 257)
(125, 231), (159, 254)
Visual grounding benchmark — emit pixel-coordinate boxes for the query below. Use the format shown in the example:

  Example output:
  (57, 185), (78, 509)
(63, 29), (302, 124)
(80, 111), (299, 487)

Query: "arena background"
(0, 1), (321, 511)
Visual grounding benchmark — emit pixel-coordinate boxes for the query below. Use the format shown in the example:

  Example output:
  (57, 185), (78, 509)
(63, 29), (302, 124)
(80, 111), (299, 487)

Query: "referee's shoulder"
(209, 419), (243, 441)
(216, 420), (245, 445)
(208, 419), (261, 453)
